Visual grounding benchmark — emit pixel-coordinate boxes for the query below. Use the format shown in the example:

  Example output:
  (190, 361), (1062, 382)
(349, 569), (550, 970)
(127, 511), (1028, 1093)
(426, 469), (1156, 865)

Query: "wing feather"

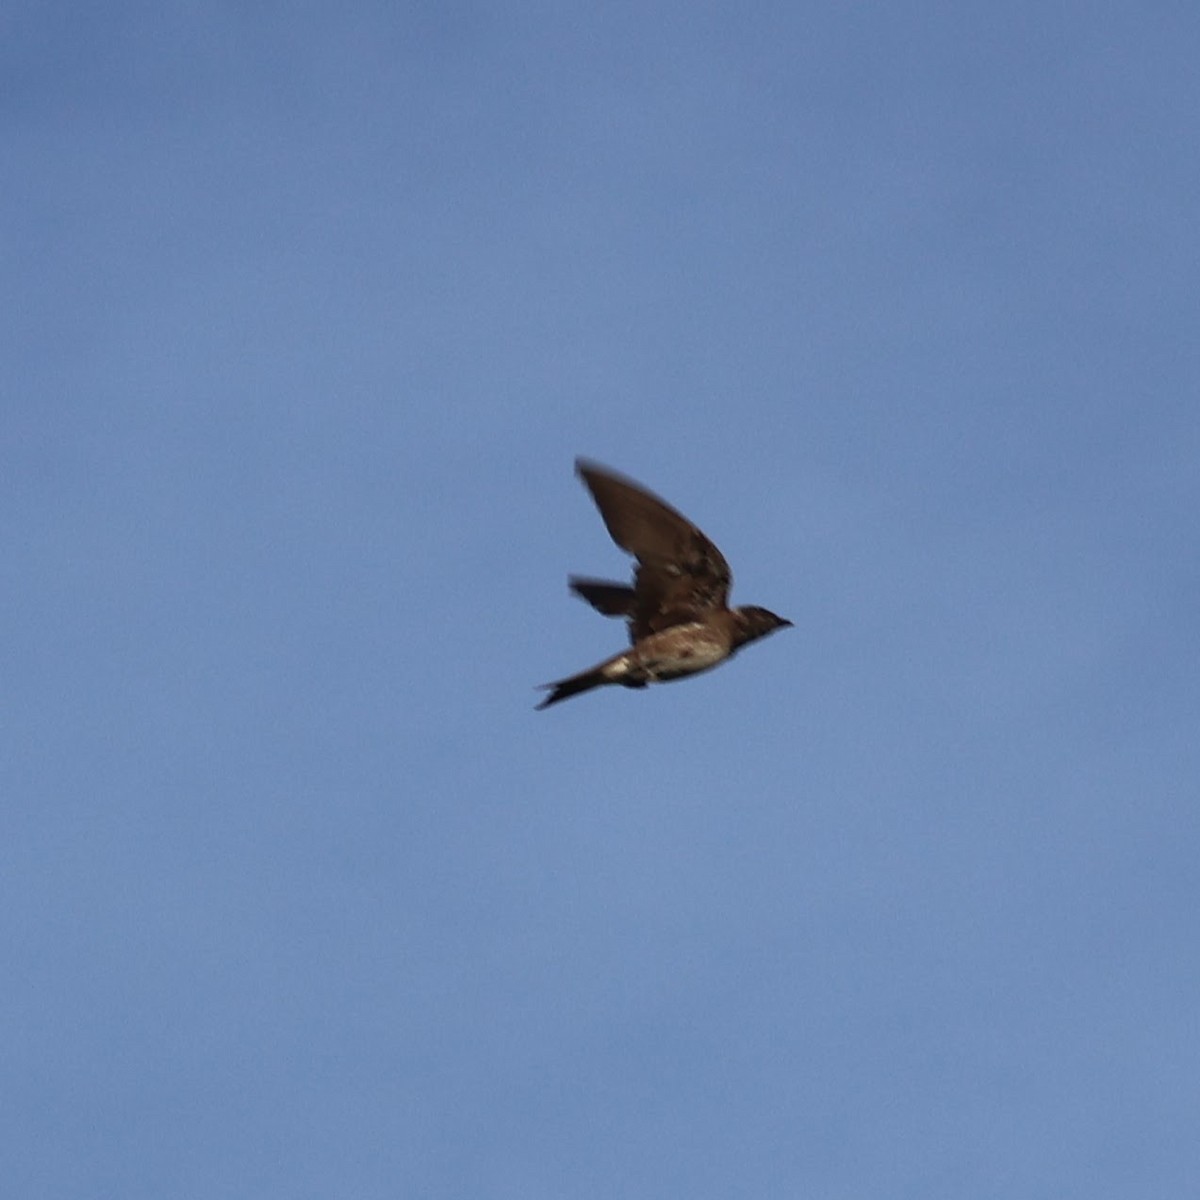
(576, 459), (732, 642)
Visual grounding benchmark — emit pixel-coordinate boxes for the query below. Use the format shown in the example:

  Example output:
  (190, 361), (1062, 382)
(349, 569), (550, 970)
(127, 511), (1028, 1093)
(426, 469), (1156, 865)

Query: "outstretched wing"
(576, 459), (732, 642)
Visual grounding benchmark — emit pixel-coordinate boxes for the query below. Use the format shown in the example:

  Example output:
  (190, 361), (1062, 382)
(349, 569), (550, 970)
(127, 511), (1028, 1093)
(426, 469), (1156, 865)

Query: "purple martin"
(538, 459), (791, 709)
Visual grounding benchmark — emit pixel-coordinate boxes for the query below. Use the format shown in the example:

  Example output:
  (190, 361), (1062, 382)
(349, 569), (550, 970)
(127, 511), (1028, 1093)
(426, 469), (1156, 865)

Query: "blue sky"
(5, 4), (1199, 1196)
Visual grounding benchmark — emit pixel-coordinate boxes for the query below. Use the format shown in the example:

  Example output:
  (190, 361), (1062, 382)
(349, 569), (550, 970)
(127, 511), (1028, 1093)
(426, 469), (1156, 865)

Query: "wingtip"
(575, 456), (629, 483)
(574, 456), (603, 483)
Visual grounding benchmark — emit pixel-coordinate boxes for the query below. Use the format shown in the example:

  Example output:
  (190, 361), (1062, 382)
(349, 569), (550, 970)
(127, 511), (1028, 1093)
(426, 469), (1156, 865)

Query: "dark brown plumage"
(537, 459), (791, 709)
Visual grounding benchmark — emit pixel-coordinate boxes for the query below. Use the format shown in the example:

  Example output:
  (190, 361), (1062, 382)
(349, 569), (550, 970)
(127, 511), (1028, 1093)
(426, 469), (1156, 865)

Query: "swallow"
(537, 459), (792, 709)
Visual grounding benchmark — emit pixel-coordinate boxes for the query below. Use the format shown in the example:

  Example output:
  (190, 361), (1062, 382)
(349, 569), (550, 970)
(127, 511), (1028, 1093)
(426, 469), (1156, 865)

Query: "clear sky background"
(5, 4), (1199, 1197)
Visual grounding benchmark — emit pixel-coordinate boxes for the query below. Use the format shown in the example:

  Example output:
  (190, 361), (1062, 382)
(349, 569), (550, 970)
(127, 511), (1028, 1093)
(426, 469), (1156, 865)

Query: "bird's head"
(731, 606), (793, 648)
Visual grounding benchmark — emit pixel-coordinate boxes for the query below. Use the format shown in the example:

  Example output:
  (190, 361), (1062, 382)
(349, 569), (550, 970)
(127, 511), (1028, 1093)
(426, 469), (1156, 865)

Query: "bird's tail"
(536, 664), (609, 710)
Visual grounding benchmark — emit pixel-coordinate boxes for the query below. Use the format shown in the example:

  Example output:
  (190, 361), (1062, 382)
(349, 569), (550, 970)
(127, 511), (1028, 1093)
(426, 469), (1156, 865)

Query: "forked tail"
(536, 666), (607, 710)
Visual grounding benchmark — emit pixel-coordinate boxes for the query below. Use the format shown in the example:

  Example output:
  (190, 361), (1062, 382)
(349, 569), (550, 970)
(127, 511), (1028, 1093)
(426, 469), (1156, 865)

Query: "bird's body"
(538, 460), (791, 709)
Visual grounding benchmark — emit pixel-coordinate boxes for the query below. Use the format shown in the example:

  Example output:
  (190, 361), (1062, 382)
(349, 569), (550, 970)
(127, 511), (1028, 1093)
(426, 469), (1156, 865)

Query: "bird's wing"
(576, 459), (732, 642)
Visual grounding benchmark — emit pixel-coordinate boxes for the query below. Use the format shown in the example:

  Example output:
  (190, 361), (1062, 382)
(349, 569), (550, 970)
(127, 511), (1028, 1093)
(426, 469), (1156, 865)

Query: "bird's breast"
(629, 622), (732, 682)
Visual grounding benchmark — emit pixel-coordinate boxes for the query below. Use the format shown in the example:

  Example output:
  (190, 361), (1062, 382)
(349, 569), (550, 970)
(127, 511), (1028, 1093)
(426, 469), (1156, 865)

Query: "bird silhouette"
(537, 459), (791, 709)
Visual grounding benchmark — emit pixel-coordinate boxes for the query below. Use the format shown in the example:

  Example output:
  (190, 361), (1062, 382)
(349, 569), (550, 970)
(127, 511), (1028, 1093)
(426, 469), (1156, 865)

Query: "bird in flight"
(537, 459), (791, 709)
